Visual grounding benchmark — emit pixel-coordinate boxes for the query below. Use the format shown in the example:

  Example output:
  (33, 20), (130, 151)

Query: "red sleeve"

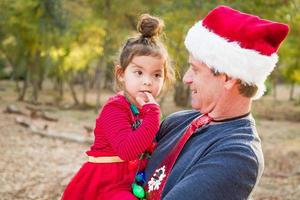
(98, 101), (160, 161)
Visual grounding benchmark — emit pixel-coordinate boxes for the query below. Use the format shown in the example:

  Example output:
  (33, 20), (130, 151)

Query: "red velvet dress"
(62, 93), (160, 200)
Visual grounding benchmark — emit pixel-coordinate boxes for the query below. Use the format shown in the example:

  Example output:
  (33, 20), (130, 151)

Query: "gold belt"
(88, 156), (124, 163)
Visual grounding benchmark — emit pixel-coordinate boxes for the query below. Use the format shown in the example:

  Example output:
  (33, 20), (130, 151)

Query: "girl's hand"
(135, 92), (158, 107)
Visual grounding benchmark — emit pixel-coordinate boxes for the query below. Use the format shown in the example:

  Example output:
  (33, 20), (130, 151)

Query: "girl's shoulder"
(105, 92), (129, 107)
(96, 93), (129, 116)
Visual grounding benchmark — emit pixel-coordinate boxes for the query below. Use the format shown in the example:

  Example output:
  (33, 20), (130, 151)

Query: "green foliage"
(276, 0), (300, 85)
(0, 0), (299, 103)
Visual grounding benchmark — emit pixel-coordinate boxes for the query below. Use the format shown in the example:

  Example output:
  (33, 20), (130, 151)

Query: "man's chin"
(191, 101), (201, 111)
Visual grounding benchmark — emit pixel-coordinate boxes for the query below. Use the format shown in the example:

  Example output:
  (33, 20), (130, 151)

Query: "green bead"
(130, 104), (139, 116)
(132, 183), (145, 198)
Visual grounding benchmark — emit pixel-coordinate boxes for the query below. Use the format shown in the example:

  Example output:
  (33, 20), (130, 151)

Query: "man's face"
(183, 54), (225, 113)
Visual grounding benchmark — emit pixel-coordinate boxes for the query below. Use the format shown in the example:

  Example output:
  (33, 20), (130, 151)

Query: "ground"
(0, 81), (300, 200)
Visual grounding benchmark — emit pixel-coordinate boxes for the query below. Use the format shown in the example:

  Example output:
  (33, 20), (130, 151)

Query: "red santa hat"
(184, 5), (289, 99)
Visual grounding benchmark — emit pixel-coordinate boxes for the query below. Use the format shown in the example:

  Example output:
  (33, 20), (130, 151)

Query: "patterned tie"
(145, 114), (212, 200)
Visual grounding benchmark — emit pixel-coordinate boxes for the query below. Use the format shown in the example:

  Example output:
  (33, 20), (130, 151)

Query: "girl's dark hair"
(115, 14), (175, 91)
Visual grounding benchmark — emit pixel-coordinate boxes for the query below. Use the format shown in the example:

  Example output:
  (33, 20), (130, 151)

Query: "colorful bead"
(132, 183), (145, 198)
(130, 104), (139, 116)
(135, 172), (145, 183)
(132, 119), (141, 130)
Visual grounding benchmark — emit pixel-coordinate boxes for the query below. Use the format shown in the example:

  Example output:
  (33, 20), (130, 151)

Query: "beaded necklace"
(125, 94), (156, 199)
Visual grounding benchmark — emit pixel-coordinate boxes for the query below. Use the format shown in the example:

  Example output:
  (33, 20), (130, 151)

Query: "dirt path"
(1, 81), (300, 200)
(253, 120), (300, 200)
(1, 110), (300, 200)
(0, 111), (88, 200)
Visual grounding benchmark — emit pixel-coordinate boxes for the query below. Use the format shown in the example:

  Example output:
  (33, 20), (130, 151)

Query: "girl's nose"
(143, 77), (152, 86)
(143, 81), (151, 86)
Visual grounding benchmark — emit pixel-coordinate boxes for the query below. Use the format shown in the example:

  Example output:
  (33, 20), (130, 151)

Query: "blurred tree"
(156, 0), (216, 106)
(89, 0), (163, 109)
(0, 0), (299, 107)
(277, 0), (300, 101)
(61, 24), (105, 105)
(0, 0), (66, 103)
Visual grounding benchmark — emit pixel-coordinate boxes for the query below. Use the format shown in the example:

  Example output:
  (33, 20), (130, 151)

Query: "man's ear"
(223, 76), (237, 90)
(115, 65), (124, 81)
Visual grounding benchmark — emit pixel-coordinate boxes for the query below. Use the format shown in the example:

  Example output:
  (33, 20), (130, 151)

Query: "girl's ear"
(115, 65), (124, 81)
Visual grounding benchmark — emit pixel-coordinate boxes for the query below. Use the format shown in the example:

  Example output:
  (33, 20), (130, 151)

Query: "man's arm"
(163, 143), (263, 200)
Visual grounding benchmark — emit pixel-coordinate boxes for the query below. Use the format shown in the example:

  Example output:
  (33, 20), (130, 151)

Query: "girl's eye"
(154, 73), (162, 78)
(135, 71), (142, 75)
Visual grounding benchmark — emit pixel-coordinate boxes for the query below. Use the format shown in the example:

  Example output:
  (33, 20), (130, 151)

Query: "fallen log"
(4, 105), (25, 115)
(25, 105), (58, 122)
(15, 116), (92, 144)
(15, 116), (30, 127)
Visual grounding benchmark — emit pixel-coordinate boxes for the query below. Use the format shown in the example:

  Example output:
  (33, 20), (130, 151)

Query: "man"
(144, 5), (289, 200)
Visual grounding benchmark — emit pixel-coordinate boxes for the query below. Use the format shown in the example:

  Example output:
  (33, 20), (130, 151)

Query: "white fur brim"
(184, 21), (278, 99)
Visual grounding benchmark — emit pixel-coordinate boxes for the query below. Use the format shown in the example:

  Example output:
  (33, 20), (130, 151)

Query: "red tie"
(145, 114), (212, 200)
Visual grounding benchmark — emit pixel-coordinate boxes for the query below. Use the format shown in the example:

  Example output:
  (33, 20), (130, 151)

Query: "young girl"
(62, 14), (174, 200)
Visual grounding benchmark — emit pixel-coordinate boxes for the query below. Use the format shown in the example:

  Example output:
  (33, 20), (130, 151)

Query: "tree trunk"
(59, 79), (64, 100)
(5, 52), (21, 93)
(289, 82), (295, 101)
(31, 78), (39, 104)
(158, 94), (166, 105)
(68, 78), (79, 105)
(158, 94), (166, 114)
(38, 74), (44, 90)
(54, 77), (64, 104)
(103, 62), (113, 90)
(95, 64), (103, 111)
(82, 72), (88, 105)
(37, 61), (45, 91)
(174, 82), (189, 107)
(15, 79), (20, 93)
(28, 50), (41, 104)
(18, 71), (29, 101)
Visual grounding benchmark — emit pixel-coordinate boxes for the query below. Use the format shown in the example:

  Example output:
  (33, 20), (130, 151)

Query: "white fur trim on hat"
(184, 21), (278, 99)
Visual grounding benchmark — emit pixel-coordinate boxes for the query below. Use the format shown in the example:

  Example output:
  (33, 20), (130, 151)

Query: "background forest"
(0, 0), (299, 106)
(0, 0), (300, 199)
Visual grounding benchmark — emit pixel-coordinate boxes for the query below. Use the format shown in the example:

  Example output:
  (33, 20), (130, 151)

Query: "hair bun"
(137, 14), (164, 38)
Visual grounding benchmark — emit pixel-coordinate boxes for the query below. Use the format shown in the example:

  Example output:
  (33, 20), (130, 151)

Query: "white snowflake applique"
(147, 165), (167, 192)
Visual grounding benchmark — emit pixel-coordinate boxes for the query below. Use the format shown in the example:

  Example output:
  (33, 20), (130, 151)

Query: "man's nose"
(183, 69), (192, 84)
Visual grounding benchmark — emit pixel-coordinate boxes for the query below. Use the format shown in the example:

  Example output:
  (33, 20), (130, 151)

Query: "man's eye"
(192, 67), (199, 73)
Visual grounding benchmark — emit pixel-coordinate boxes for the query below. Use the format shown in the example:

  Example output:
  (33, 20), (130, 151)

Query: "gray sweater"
(144, 110), (264, 200)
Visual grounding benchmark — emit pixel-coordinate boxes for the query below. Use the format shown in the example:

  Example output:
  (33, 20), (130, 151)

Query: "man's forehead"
(189, 54), (206, 67)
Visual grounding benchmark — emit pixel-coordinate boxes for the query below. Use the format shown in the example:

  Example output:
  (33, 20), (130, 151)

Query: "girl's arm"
(98, 102), (160, 161)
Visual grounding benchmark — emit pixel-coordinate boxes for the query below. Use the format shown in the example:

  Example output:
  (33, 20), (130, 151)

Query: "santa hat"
(184, 5), (289, 99)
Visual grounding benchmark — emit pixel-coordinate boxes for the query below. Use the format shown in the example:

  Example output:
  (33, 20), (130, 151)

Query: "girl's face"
(118, 55), (165, 105)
